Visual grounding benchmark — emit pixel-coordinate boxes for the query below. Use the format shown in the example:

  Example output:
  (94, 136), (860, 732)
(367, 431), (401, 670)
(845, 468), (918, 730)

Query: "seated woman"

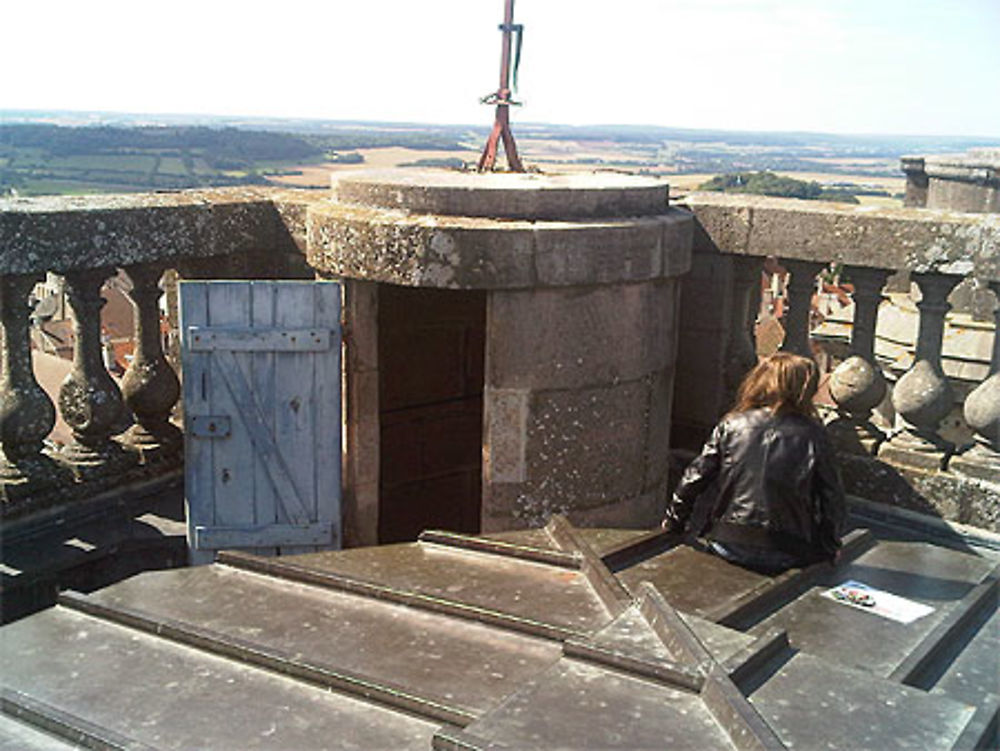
(662, 352), (845, 575)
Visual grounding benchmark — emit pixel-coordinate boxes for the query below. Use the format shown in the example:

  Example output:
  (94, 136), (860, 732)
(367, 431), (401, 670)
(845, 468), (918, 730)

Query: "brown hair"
(731, 352), (819, 418)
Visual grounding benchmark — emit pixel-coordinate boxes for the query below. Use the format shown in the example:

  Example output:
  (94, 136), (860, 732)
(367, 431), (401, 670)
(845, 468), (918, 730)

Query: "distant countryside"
(2, 113), (998, 206)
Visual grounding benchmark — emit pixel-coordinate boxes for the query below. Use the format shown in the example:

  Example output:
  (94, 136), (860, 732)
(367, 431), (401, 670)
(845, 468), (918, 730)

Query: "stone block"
(480, 483), (535, 533)
(307, 201), (691, 291)
(521, 379), (649, 511)
(437, 225), (536, 288)
(678, 277), (731, 331)
(661, 211), (695, 277)
(484, 388), (529, 484)
(344, 280), (379, 373)
(342, 481), (379, 548)
(481, 484), (664, 532)
(643, 366), (675, 492)
(487, 282), (676, 390)
(533, 222), (663, 287)
(671, 346), (728, 446)
(928, 181), (1000, 214)
(685, 201), (751, 255)
(565, 488), (664, 529)
(346, 371), (380, 488)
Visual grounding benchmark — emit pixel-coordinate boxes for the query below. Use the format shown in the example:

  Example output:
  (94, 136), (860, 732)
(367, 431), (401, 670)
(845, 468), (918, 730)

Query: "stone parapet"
(682, 192), (999, 281)
(673, 191), (998, 533)
(840, 453), (999, 532)
(306, 202), (692, 290)
(901, 150), (1000, 214)
(4, 177), (995, 536)
(0, 188), (312, 276)
(307, 170), (691, 290)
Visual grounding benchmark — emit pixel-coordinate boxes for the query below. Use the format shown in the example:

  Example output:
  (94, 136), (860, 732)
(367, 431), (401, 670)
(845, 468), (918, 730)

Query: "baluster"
(0, 274), (62, 497)
(780, 259), (825, 358)
(879, 272), (962, 470)
(121, 264), (181, 460)
(951, 280), (1000, 481)
(723, 257), (762, 399)
(58, 269), (136, 475)
(828, 266), (892, 454)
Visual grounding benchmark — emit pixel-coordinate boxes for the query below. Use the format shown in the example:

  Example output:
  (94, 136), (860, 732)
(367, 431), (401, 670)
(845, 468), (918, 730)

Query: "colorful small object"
(832, 586), (876, 607)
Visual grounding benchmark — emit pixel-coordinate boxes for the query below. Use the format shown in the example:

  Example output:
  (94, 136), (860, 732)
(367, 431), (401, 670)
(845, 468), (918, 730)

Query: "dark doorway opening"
(377, 285), (486, 543)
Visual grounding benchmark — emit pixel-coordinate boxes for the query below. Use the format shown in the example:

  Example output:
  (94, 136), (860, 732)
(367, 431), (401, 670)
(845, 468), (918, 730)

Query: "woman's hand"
(661, 518), (683, 534)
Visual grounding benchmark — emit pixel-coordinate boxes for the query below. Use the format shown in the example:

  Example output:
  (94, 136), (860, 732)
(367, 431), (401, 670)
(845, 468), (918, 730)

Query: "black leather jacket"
(664, 408), (845, 563)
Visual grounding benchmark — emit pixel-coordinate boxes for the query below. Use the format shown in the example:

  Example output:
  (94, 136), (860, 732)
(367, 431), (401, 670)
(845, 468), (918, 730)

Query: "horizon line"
(2, 107), (999, 143)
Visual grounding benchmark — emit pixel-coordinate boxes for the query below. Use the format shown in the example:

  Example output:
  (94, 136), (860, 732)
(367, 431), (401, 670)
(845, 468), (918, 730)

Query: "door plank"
(205, 283), (257, 535)
(214, 349), (310, 525)
(274, 283), (320, 554)
(179, 282), (214, 565)
(193, 523), (334, 549)
(313, 283), (343, 550)
(251, 282), (279, 557)
(187, 326), (332, 352)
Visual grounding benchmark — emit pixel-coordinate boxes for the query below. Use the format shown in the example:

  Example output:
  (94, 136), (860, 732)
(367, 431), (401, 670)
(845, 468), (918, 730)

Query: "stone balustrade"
(2, 184), (997, 533)
(0, 189), (313, 516)
(678, 192), (999, 530)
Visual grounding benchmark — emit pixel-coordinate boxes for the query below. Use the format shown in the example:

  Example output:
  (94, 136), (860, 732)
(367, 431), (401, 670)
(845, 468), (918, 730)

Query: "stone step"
(750, 540), (998, 679)
(448, 659), (740, 751)
(748, 651), (978, 750)
(65, 562), (563, 721)
(220, 541), (614, 638)
(0, 606), (439, 750)
(2, 517), (997, 749)
(0, 712), (78, 751)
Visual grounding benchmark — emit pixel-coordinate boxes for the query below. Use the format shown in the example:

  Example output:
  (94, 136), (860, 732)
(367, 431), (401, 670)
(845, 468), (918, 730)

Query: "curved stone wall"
(315, 169), (694, 532)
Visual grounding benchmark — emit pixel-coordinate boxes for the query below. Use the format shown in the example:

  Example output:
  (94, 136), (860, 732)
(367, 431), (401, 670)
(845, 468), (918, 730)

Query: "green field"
(157, 156), (192, 176)
(0, 124), (328, 196)
(45, 154), (157, 171)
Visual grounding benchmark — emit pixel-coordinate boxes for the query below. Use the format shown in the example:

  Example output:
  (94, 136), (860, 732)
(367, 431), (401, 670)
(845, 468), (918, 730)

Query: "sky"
(4, 0), (999, 137)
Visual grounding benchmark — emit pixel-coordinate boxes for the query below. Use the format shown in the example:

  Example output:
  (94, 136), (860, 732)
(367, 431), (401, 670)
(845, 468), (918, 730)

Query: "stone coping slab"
(306, 201), (693, 289)
(682, 191), (1000, 280)
(903, 151), (1000, 182)
(332, 168), (670, 220)
(3, 185), (994, 285)
(0, 188), (306, 276)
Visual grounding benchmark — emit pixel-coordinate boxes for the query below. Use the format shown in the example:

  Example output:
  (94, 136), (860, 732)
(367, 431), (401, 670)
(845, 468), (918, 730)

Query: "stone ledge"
(0, 472), (185, 624)
(682, 192), (1000, 281)
(1, 453), (182, 522)
(0, 188), (318, 276)
(332, 169), (670, 220)
(306, 202), (692, 289)
(839, 452), (1000, 532)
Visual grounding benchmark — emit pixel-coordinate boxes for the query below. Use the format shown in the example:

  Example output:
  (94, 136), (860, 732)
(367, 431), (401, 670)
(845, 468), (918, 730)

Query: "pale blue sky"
(4, 0), (999, 137)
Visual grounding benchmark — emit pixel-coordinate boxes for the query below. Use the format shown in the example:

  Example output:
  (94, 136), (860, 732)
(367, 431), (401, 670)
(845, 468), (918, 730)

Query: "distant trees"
(698, 171), (860, 204)
(329, 151), (364, 164)
(399, 157), (466, 169)
(304, 132), (466, 152)
(0, 124), (323, 165)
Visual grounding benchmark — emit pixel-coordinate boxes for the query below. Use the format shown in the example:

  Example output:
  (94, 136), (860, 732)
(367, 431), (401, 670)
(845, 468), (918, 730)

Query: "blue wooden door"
(180, 281), (341, 563)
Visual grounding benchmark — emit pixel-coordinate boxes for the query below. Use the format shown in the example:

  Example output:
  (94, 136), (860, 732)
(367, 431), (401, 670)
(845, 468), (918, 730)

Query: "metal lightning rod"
(478, 0), (525, 172)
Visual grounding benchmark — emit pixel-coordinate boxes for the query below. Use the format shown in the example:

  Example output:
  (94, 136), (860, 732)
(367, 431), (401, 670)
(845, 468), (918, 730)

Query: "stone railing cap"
(331, 168), (670, 220)
(0, 187), (313, 276)
(922, 150), (1000, 181)
(682, 191), (999, 281)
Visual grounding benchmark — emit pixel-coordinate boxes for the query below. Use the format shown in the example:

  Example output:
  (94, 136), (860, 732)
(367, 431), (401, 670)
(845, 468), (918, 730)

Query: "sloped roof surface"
(1, 516), (997, 750)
